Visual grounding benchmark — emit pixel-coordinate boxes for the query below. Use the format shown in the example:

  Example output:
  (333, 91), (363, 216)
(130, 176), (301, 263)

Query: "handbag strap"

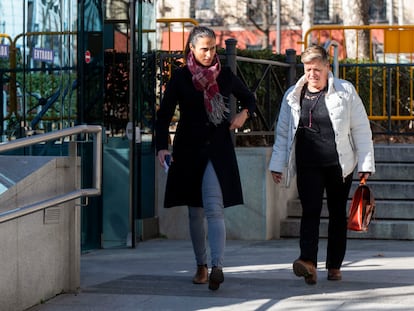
(359, 177), (375, 206)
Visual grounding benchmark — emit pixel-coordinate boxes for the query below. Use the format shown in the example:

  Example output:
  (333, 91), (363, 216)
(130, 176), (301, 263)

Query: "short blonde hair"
(301, 45), (329, 64)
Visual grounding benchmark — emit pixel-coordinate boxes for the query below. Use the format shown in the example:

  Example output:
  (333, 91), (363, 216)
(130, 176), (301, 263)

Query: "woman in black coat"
(156, 26), (256, 291)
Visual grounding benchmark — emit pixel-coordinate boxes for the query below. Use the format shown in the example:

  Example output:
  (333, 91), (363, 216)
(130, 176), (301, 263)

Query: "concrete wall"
(156, 147), (298, 240)
(0, 156), (80, 311)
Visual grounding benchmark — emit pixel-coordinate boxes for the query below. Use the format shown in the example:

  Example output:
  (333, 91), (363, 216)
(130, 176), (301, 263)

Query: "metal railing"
(3, 30), (77, 115)
(304, 25), (414, 130)
(157, 41), (295, 146)
(0, 124), (102, 223)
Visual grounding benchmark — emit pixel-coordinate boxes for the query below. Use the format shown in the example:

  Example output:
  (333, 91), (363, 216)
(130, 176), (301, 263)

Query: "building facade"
(156, 0), (414, 53)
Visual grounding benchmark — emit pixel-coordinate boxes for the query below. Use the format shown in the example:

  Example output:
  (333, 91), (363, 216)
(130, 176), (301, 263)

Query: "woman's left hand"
(229, 109), (249, 130)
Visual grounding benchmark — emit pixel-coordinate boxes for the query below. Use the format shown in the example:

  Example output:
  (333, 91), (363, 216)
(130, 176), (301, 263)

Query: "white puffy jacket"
(268, 72), (375, 187)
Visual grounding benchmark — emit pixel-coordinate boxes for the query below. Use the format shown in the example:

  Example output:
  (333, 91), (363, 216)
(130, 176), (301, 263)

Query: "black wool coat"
(156, 66), (256, 208)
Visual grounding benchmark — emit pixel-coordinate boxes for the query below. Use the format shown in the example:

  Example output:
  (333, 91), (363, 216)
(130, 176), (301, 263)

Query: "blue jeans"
(188, 161), (225, 268)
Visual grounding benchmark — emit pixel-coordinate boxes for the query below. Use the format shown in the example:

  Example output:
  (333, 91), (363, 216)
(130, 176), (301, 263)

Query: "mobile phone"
(165, 154), (171, 166)
(164, 154), (171, 173)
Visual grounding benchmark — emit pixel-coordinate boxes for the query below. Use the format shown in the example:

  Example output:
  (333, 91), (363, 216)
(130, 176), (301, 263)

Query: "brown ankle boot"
(192, 265), (208, 284)
(327, 268), (342, 281)
(293, 259), (317, 285)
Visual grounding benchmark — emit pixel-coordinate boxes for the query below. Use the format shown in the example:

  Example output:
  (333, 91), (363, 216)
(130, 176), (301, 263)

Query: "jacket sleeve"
(348, 83), (376, 174)
(268, 91), (291, 173)
(155, 70), (181, 152)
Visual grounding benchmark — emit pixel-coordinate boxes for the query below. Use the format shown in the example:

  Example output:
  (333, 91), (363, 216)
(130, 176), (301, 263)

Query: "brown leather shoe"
(208, 266), (224, 290)
(327, 268), (342, 281)
(192, 265), (208, 284)
(293, 259), (317, 285)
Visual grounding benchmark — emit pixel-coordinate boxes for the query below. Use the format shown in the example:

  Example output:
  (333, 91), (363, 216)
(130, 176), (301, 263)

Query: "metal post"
(324, 40), (339, 78)
(275, 0), (281, 54)
(225, 38), (237, 75)
(387, 67), (392, 133)
(129, 0), (137, 248)
(286, 49), (297, 88)
(0, 73), (3, 138)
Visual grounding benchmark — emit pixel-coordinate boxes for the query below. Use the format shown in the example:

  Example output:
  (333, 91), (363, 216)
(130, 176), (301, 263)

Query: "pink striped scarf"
(187, 51), (229, 125)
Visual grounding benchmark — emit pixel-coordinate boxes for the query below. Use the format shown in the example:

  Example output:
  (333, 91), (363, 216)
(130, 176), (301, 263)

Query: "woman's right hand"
(157, 149), (171, 167)
(271, 171), (283, 184)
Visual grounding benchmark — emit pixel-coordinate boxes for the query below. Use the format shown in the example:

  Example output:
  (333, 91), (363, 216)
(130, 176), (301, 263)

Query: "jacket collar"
(287, 71), (341, 109)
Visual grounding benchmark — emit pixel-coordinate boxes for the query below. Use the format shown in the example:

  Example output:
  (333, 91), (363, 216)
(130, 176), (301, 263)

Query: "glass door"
(100, 0), (156, 248)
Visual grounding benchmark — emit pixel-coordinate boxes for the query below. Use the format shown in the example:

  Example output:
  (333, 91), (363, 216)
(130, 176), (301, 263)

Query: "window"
(196, 0), (213, 10)
(314, 0), (329, 22)
(369, 0), (386, 22)
(191, 0), (216, 24)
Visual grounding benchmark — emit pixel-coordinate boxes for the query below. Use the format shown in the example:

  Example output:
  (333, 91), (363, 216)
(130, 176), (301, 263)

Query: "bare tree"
(246, 0), (276, 49)
(302, 0), (314, 49)
(341, 0), (370, 59)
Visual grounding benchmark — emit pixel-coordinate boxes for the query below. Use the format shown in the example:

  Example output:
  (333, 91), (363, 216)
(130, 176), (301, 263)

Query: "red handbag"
(347, 177), (375, 231)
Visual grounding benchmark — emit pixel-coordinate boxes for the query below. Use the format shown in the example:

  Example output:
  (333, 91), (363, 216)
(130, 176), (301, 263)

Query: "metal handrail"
(236, 55), (290, 67)
(0, 124), (102, 223)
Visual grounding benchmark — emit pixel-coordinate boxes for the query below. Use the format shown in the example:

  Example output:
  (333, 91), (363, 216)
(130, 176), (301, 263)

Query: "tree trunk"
(261, 0), (271, 49)
(245, 0), (274, 50)
(341, 0), (370, 59)
(302, 0), (314, 48)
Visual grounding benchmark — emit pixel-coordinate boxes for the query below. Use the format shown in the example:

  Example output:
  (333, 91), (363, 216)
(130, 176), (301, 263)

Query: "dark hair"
(301, 44), (329, 64)
(184, 26), (216, 59)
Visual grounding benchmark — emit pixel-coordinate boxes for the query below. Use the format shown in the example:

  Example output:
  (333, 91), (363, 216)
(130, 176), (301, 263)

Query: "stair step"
(374, 144), (414, 162)
(282, 144), (414, 240)
(368, 163), (414, 180)
(349, 181), (414, 200)
(287, 199), (414, 219)
(280, 219), (414, 240)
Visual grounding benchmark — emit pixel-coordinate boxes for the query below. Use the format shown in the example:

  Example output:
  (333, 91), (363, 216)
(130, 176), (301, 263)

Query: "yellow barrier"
(7, 31), (77, 115)
(156, 18), (199, 53)
(303, 25), (414, 122)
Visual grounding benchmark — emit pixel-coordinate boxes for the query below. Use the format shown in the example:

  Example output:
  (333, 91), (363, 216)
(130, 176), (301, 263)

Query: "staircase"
(280, 144), (414, 240)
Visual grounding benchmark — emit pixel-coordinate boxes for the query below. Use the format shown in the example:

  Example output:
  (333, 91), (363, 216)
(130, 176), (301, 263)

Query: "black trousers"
(296, 165), (353, 269)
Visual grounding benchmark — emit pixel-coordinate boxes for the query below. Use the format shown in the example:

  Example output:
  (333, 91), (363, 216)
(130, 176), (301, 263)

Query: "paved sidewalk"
(29, 238), (414, 311)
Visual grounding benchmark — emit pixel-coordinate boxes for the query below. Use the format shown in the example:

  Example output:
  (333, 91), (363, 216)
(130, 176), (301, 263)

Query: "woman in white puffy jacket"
(269, 45), (375, 285)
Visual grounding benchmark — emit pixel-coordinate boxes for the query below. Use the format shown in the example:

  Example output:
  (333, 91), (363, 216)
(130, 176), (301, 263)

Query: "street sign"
(32, 48), (54, 62)
(85, 50), (91, 63)
(0, 45), (9, 59)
